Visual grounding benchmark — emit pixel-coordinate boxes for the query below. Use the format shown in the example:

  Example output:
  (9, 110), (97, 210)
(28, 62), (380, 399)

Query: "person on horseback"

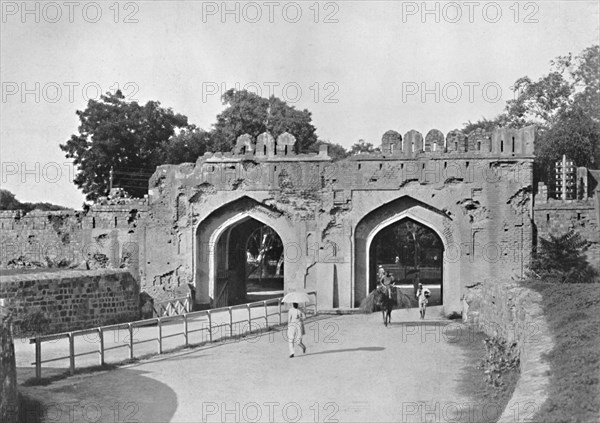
(416, 283), (431, 319)
(379, 271), (396, 299)
(377, 265), (386, 284)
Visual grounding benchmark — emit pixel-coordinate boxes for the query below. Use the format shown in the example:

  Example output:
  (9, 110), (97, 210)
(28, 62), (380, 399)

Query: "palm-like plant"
(529, 230), (598, 283)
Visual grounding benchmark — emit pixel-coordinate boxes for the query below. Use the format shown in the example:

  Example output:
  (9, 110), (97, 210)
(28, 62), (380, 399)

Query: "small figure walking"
(287, 303), (306, 358)
(416, 283), (431, 320)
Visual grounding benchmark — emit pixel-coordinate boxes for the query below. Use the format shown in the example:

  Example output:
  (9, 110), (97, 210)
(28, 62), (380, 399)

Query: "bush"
(529, 230), (598, 283)
(478, 336), (520, 387)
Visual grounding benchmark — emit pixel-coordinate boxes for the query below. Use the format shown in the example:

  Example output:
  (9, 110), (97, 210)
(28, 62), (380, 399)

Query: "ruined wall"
(0, 127), (537, 314)
(0, 309), (18, 423)
(463, 279), (553, 423)
(0, 269), (140, 335)
(0, 201), (146, 276)
(145, 127), (535, 313)
(0, 209), (84, 267)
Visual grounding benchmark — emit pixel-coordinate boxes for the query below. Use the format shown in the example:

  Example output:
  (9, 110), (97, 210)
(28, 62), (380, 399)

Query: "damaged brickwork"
(143, 127), (536, 313)
(7, 126), (593, 315)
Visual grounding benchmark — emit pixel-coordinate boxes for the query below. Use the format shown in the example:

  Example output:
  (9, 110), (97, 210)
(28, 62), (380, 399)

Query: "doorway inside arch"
(214, 218), (284, 306)
(369, 218), (444, 306)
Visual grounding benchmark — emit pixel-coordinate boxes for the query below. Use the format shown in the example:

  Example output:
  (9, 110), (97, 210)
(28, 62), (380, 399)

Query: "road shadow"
(18, 368), (178, 423)
(299, 346), (385, 357)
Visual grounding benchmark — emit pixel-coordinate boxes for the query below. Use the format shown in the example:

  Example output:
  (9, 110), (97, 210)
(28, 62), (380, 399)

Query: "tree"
(529, 230), (598, 283)
(350, 139), (379, 154)
(0, 189), (67, 213)
(211, 89), (318, 153)
(60, 91), (189, 200)
(0, 189), (21, 210)
(159, 126), (211, 165)
(307, 140), (349, 161)
(461, 45), (599, 183)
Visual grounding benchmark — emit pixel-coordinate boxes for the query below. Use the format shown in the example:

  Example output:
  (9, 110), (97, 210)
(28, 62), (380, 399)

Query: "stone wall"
(0, 310), (18, 423)
(464, 279), (554, 422)
(0, 202), (146, 276)
(0, 269), (140, 335)
(146, 126), (535, 313)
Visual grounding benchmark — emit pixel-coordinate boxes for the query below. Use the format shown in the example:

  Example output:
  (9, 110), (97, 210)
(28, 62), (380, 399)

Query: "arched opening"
(368, 218), (443, 306)
(353, 196), (455, 309)
(213, 217), (284, 307)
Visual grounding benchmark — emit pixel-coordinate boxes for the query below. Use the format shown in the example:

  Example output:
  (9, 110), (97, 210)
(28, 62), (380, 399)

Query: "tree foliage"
(307, 140), (350, 161)
(350, 139), (379, 155)
(529, 230), (598, 283)
(0, 189), (67, 213)
(59, 87), (336, 200)
(211, 89), (318, 153)
(60, 91), (189, 200)
(159, 126), (211, 165)
(461, 44), (599, 181)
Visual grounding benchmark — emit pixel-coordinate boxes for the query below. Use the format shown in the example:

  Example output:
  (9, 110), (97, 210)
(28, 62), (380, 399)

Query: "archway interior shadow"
(369, 217), (444, 303)
(217, 217), (285, 305)
(299, 346), (385, 357)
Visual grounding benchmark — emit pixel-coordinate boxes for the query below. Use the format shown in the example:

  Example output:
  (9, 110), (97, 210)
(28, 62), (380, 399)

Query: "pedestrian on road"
(287, 302), (306, 358)
(416, 283), (431, 319)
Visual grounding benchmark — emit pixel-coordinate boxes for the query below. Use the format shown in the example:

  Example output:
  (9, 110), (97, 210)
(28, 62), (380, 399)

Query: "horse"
(373, 286), (397, 326)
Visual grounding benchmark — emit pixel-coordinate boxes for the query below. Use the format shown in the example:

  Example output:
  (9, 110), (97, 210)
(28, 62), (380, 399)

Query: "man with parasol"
(282, 291), (310, 358)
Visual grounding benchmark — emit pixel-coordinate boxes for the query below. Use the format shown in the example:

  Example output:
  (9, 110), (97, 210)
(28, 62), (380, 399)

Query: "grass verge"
(527, 282), (600, 422)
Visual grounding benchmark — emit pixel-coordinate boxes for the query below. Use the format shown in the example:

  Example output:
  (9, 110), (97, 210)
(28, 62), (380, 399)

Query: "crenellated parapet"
(379, 126), (535, 158)
(230, 131), (328, 159)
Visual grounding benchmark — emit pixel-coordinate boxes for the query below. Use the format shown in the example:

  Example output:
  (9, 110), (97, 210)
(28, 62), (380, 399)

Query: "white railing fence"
(29, 291), (317, 380)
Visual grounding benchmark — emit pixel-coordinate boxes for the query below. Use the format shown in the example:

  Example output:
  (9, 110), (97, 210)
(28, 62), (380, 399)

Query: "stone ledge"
(498, 287), (553, 423)
(0, 268), (133, 284)
(465, 280), (554, 423)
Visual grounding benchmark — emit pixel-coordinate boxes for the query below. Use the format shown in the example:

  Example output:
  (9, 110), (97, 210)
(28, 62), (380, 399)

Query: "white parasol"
(281, 291), (312, 304)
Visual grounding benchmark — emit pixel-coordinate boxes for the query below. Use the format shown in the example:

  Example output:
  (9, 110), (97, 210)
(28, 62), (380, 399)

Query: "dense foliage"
(462, 45), (600, 184)
(529, 230), (598, 283)
(0, 189), (67, 213)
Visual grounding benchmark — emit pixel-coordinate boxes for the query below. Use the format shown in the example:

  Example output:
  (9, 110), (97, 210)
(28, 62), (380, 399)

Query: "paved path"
(18, 307), (478, 423)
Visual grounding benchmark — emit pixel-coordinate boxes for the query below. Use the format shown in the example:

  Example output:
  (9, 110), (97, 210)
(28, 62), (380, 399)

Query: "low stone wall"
(464, 279), (554, 423)
(0, 269), (140, 335)
(0, 312), (18, 423)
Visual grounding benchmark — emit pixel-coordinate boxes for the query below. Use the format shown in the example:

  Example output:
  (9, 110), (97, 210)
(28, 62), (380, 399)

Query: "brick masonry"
(1, 127), (541, 315)
(464, 279), (554, 423)
(0, 269), (140, 335)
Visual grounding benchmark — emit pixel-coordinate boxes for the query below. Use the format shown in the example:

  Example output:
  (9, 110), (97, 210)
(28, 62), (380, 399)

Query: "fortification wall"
(0, 209), (84, 267)
(144, 127), (535, 312)
(0, 269), (140, 335)
(0, 203), (146, 277)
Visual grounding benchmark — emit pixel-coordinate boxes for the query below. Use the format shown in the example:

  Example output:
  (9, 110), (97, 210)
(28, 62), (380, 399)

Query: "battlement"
(378, 126), (535, 157)
(180, 126), (535, 166)
(199, 131), (330, 162)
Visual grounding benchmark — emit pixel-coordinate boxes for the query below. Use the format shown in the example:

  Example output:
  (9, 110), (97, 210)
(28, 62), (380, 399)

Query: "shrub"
(529, 230), (598, 283)
(478, 336), (520, 387)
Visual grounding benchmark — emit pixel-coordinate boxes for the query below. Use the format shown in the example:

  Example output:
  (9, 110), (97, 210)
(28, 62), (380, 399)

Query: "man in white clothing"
(287, 303), (306, 357)
(416, 283), (431, 320)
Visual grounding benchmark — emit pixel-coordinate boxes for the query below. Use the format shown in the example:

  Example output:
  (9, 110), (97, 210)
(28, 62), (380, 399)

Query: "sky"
(1, 0), (599, 208)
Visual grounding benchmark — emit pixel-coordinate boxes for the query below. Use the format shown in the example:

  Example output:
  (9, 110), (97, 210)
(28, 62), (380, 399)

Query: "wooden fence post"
(98, 328), (104, 365)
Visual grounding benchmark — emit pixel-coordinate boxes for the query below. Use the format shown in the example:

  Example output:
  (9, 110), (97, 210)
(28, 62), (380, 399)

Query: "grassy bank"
(528, 282), (600, 422)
